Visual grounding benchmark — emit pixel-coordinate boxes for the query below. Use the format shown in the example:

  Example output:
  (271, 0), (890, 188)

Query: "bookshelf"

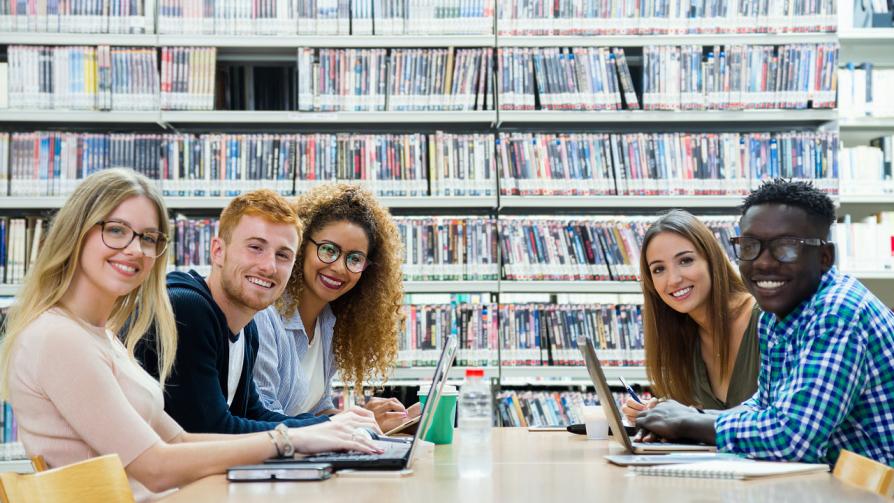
(1, 5), (892, 398)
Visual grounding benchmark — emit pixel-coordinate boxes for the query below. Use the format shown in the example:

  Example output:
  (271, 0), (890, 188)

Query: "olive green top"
(691, 307), (761, 410)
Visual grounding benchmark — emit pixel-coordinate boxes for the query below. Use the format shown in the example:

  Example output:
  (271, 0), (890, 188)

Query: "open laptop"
(577, 336), (715, 453)
(275, 334), (459, 470)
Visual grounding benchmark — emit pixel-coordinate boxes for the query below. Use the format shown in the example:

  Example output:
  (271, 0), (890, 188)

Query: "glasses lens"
(770, 238), (801, 263)
(102, 222), (134, 249)
(317, 243), (340, 263)
(345, 252), (367, 273)
(140, 232), (166, 258)
(735, 237), (761, 261)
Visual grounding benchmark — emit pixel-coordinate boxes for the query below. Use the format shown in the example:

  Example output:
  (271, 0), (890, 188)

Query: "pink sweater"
(7, 309), (184, 501)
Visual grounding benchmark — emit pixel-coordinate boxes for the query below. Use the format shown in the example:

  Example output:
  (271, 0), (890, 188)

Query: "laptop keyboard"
(303, 441), (410, 462)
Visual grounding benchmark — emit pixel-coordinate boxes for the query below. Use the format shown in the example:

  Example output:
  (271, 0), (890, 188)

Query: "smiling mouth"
(318, 273), (345, 290)
(754, 280), (787, 291)
(246, 276), (273, 289)
(670, 286), (692, 299)
(110, 261), (139, 275)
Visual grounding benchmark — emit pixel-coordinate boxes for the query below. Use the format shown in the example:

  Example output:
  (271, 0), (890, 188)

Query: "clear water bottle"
(457, 368), (492, 442)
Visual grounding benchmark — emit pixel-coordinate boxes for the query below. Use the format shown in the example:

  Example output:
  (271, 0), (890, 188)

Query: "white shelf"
(0, 110), (162, 123)
(0, 32), (158, 45)
(159, 35), (496, 48)
(498, 110), (837, 124)
(379, 196), (497, 209)
(500, 195), (746, 209)
(499, 366), (647, 384)
(0, 196), (497, 210)
(404, 281), (499, 293)
(848, 271), (894, 280)
(839, 195), (894, 205)
(839, 117), (894, 130)
(839, 29), (894, 43)
(499, 33), (837, 47)
(0, 285), (17, 296)
(160, 110), (497, 124)
(500, 281), (642, 293)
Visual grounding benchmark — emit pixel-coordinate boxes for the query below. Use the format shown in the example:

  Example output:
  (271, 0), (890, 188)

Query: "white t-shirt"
(227, 330), (245, 406)
(296, 318), (326, 413)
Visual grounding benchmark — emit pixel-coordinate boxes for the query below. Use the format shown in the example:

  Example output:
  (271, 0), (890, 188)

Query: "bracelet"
(274, 423), (295, 458)
(266, 430), (283, 457)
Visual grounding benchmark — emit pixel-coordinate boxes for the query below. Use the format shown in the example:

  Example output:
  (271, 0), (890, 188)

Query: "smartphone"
(383, 415), (421, 436)
(227, 463), (333, 482)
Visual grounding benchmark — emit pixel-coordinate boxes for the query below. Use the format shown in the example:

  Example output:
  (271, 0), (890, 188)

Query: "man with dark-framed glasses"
(635, 179), (894, 467)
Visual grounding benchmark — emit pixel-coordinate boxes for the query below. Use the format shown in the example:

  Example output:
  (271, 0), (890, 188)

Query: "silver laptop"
(287, 334), (459, 470)
(577, 336), (715, 454)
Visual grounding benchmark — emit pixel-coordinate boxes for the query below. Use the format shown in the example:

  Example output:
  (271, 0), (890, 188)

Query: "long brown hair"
(279, 184), (404, 395)
(640, 210), (750, 406)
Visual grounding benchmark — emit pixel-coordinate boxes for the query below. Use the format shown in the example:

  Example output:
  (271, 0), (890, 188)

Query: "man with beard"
(634, 179), (894, 467)
(137, 190), (378, 434)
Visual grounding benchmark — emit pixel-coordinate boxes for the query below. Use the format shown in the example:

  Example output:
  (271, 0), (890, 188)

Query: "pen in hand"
(619, 377), (644, 405)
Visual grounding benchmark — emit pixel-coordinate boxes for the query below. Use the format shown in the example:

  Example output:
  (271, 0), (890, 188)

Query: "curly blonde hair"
(279, 184), (404, 395)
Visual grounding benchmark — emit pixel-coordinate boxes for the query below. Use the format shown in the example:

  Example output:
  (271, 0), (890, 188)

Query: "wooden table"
(160, 428), (887, 502)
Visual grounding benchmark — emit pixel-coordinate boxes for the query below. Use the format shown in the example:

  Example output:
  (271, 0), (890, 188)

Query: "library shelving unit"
(1, 9), (892, 399)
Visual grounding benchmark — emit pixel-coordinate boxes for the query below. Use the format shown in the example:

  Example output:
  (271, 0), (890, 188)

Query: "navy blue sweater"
(136, 270), (328, 433)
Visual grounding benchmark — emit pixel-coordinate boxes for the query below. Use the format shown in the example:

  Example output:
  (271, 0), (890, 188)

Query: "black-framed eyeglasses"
(96, 220), (168, 258)
(308, 238), (370, 273)
(729, 236), (827, 263)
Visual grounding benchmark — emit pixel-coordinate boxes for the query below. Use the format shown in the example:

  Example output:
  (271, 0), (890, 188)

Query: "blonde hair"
(279, 184), (404, 395)
(0, 168), (178, 398)
(218, 189), (299, 244)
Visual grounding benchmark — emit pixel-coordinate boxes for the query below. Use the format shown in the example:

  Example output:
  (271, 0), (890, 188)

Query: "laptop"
(275, 334), (459, 470)
(577, 336), (715, 454)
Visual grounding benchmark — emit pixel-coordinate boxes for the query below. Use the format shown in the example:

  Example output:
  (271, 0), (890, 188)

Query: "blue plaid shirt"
(715, 267), (894, 466)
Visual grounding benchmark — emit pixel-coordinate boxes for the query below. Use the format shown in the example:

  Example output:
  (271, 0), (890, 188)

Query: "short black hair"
(741, 179), (836, 233)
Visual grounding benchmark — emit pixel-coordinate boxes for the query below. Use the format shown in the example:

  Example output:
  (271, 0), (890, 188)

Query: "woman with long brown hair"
(621, 210), (760, 423)
(253, 184), (413, 431)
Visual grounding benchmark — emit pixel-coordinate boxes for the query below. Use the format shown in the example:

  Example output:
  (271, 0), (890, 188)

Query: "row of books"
(497, 131), (839, 196)
(0, 0), (153, 33)
(0, 131), (496, 197)
(0, 403), (16, 444)
(396, 217), (499, 281)
(497, 390), (649, 428)
(835, 212), (894, 273)
(2, 44), (840, 112)
(641, 44), (838, 111)
(398, 302), (646, 368)
(840, 139), (894, 196)
(497, 47), (638, 111)
(7, 45), (160, 111)
(496, 0), (837, 35)
(838, 65), (894, 118)
(158, 0), (495, 35)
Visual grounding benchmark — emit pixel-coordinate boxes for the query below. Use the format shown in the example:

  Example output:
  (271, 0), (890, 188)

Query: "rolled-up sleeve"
(253, 307), (287, 414)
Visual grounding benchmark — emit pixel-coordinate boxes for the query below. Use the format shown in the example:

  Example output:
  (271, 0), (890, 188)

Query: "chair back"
(0, 454), (135, 503)
(832, 449), (894, 497)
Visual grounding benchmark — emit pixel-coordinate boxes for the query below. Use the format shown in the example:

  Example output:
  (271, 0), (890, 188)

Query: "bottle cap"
(465, 368), (485, 378)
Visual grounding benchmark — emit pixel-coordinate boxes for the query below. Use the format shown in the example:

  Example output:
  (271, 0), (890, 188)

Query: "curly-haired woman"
(253, 184), (414, 432)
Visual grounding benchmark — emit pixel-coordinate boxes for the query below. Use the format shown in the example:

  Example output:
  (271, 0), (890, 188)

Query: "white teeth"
(756, 280), (785, 289)
(319, 274), (344, 288)
(671, 287), (692, 298)
(111, 262), (136, 274)
(247, 277), (272, 288)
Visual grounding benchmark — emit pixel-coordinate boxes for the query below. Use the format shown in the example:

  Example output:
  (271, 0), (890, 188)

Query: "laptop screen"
(577, 336), (637, 451)
(404, 334), (458, 468)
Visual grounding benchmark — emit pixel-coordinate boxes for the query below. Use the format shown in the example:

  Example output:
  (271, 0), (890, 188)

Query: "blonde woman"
(253, 184), (414, 431)
(0, 169), (380, 502)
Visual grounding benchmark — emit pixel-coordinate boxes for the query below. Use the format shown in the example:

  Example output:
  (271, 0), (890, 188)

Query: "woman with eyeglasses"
(621, 210), (761, 425)
(253, 184), (415, 432)
(0, 169), (380, 501)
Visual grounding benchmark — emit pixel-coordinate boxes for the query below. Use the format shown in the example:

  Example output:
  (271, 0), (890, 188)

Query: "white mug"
(581, 405), (608, 440)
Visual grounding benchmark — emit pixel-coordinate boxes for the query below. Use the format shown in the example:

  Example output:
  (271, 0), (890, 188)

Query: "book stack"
(498, 215), (738, 281)
(0, 0), (154, 33)
(838, 64), (894, 118)
(499, 303), (644, 367)
(840, 138), (894, 196)
(642, 44), (838, 111)
(496, 0), (837, 35)
(7, 45), (159, 111)
(395, 217), (499, 281)
(429, 132), (496, 196)
(0, 217), (48, 286)
(523, 47), (636, 111)
(835, 213), (894, 274)
(161, 47), (217, 111)
(387, 48), (494, 111)
(400, 302), (499, 367)
(297, 48), (388, 111)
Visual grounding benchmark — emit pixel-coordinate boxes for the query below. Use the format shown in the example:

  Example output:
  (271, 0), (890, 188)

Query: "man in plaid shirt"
(636, 179), (894, 466)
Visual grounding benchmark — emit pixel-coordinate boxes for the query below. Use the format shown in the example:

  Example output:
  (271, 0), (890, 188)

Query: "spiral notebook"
(632, 460), (829, 480)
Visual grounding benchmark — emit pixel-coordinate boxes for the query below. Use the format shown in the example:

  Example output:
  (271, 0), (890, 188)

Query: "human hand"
(365, 397), (408, 430)
(377, 401), (423, 433)
(621, 397), (659, 425)
(635, 400), (716, 445)
(289, 420), (383, 455)
(329, 406), (382, 434)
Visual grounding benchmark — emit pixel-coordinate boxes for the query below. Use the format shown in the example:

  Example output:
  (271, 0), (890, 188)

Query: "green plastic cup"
(417, 385), (458, 445)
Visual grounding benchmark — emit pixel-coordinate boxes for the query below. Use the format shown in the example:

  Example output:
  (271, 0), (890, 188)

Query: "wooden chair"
(833, 449), (894, 497)
(0, 454), (135, 503)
